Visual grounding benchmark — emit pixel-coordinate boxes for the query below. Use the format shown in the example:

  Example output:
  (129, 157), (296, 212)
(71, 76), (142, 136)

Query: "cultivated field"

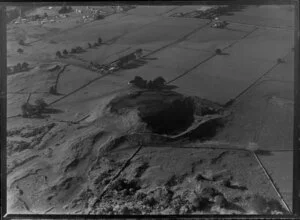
(6, 4), (294, 215)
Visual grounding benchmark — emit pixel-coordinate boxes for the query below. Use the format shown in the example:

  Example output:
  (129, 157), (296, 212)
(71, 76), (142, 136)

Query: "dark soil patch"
(142, 98), (194, 135)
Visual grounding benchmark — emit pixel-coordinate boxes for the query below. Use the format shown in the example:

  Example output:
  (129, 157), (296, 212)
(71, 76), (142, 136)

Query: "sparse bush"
(35, 98), (48, 111)
(49, 86), (57, 95)
(143, 196), (157, 207)
(21, 102), (37, 117)
(63, 49), (68, 55)
(135, 48), (143, 58)
(17, 48), (24, 54)
(15, 63), (22, 72)
(215, 48), (222, 54)
(129, 76), (147, 88)
(277, 58), (285, 64)
(56, 51), (62, 58)
(21, 62), (29, 70)
(76, 46), (84, 52)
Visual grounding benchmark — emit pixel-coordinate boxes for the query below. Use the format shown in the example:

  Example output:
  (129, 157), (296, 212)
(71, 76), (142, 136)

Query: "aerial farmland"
(5, 4), (294, 215)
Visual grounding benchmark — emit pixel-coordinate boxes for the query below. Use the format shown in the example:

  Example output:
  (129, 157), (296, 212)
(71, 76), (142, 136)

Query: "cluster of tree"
(88, 48), (143, 73)
(56, 46), (85, 58)
(21, 98), (48, 118)
(7, 62), (29, 74)
(56, 49), (68, 58)
(55, 51), (63, 58)
(56, 37), (103, 59)
(70, 46), (84, 54)
(129, 76), (166, 90)
(58, 6), (73, 14)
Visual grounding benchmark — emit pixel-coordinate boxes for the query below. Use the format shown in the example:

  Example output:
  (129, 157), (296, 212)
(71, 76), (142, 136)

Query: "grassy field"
(6, 4), (295, 215)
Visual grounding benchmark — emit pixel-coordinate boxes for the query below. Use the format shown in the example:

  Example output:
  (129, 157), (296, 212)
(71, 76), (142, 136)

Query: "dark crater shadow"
(141, 98), (195, 135)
